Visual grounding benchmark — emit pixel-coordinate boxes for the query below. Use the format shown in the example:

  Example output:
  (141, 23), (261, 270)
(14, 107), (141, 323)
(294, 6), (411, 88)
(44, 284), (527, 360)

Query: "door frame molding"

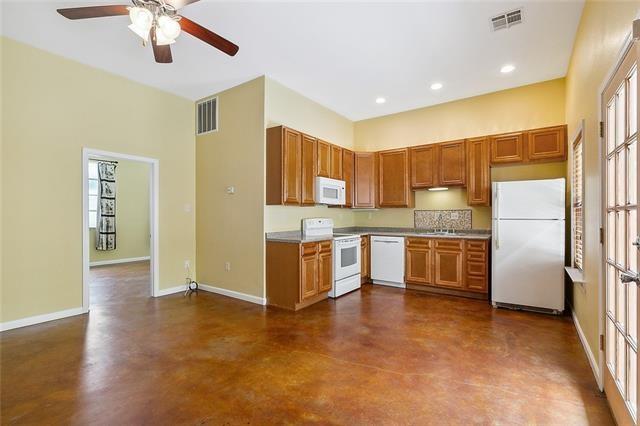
(82, 148), (160, 311)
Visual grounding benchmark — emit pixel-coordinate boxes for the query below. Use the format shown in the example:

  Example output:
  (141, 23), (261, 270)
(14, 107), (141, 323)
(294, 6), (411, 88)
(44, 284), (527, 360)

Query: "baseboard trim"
(571, 307), (602, 389)
(155, 285), (186, 297)
(199, 283), (266, 306)
(1, 307), (88, 332)
(89, 256), (150, 267)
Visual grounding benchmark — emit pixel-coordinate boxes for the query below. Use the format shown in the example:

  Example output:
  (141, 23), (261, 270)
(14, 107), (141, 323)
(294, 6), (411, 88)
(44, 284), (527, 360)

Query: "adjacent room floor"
(1, 264), (612, 424)
(89, 261), (151, 305)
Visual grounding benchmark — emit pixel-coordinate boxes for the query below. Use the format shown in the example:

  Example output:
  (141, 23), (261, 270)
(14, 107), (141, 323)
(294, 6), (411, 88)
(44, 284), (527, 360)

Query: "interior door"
(603, 38), (639, 425)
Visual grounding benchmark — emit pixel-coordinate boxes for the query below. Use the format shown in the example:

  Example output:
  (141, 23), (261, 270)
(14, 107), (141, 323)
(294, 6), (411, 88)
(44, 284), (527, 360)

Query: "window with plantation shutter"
(572, 132), (584, 270)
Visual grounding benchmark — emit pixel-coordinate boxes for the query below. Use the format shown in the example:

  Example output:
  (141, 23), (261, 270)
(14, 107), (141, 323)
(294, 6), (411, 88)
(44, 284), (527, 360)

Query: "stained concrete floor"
(1, 262), (613, 424)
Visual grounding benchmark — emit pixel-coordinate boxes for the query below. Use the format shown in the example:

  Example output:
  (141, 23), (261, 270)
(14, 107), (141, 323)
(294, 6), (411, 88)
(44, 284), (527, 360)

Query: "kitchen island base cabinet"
(266, 240), (332, 311)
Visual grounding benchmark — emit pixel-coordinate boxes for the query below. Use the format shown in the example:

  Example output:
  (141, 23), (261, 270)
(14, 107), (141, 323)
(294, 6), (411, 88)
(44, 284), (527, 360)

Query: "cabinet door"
(354, 152), (376, 208)
(301, 134), (317, 205)
(490, 132), (525, 165)
(300, 243), (318, 301)
(466, 137), (490, 206)
(405, 238), (432, 285)
(330, 145), (343, 180)
(438, 140), (466, 186)
(317, 140), (331, 178)
(343, 150), (354, 207)
(410, 145), (437, 189)
(378, 148), (412, 207)
(434, 240), (464, 289)
(361, 236), (370, 280)
(317, 241), (333, 293)
(283, 128), (302, 205)
(527, 125), (567, 162)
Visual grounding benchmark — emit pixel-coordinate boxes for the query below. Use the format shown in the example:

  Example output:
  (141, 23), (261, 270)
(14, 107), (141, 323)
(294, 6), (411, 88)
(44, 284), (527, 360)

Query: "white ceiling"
(1, 0), (584, 121)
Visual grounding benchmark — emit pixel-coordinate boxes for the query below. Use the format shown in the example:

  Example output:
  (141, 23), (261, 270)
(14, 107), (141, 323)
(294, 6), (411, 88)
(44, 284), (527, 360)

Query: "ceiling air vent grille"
(196, 96), (218, 135)
(491, 8), (523, 31)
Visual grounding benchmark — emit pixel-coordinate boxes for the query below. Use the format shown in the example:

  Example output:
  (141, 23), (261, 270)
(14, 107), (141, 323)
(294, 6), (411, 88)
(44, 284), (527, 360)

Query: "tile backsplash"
(414, 209), (472, 230)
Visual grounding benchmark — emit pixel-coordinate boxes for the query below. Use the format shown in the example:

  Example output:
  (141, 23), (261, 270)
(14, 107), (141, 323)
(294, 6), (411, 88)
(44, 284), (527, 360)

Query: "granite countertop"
(266, 227), (492, 243)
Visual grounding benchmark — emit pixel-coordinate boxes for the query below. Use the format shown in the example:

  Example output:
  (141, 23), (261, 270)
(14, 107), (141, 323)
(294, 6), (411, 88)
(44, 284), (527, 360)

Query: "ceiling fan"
(57, 0), (239, 64)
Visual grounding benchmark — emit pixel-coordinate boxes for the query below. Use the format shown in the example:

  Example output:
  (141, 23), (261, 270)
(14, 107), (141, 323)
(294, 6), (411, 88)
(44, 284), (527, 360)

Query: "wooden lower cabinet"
(266, 240), (333, 310)
(405, 237), (489, 299)
(361, 235), (370, 283)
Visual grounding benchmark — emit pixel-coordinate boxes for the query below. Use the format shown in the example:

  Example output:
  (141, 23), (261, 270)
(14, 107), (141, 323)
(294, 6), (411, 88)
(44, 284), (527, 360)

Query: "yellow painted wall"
(1, 38), (196, 323)
(352, 79), (567, 229)
(264, 78), (357, 232)
(89, 159), (150, 263)
(565, 0), (640, 365)
(196, 77), (265, 298)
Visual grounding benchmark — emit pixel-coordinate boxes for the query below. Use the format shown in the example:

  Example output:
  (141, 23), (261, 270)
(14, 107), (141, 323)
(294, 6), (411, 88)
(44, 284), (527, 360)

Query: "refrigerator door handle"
(495, 186), (500, 249)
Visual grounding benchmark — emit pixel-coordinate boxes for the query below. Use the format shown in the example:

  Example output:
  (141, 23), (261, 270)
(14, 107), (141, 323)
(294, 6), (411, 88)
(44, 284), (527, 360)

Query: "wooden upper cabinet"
(330, 145), (343, 180)
(354, 152), (376, 208)
(342, 149), (354, 207)
(410, 145), (437, 189)
(527, 125), (567, 162)
(378, 148), (413, 208)
(266, 126), (302, 206)
(301, 134), (317, 205)
(466, 137), (490, 206)
(438, 140), (466, 186)
(490, 132), (525, 165)
(317, 140), (331, 177)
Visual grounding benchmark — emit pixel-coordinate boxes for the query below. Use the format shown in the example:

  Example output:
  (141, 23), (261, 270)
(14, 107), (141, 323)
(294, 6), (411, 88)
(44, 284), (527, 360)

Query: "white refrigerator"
(492, 178), (565, 313)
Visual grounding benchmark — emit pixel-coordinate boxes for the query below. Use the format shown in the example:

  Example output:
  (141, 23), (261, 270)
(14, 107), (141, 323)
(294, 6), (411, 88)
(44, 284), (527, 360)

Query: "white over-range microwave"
(315, 176), (346, 205)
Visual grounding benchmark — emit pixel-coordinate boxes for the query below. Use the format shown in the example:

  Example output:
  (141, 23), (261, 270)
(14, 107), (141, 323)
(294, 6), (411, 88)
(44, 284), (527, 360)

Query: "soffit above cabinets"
(1, 1), (583, 121)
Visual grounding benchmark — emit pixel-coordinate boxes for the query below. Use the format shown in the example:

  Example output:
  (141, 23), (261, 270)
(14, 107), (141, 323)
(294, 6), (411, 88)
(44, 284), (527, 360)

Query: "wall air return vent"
(196, 96), (218, 135)
(491, 8), (523, 31)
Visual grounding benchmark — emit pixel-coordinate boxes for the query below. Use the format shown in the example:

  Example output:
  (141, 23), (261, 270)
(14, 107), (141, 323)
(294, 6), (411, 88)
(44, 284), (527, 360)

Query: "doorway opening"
(82, 148), (159, 311)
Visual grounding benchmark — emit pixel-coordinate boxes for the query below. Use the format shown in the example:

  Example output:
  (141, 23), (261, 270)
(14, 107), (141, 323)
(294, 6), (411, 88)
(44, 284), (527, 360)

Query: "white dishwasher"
(370, 236), (405, 288)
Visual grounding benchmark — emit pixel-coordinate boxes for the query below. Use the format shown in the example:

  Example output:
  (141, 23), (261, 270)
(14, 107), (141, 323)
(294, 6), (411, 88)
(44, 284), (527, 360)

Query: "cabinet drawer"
(465, 240), (487, 252)
(301, 242), (318, 256)
(434, 239), (463, 251)
(466, 275), (488, 293)
(319, 241), (332, 253)
(466, 251), (486, 262)
(406, 237), (431, 248)
(466, 261), (486, 276)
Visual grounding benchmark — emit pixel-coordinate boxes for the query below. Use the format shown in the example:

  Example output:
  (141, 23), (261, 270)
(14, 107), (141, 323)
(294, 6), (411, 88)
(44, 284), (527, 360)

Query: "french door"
(604, 38), (639, 425)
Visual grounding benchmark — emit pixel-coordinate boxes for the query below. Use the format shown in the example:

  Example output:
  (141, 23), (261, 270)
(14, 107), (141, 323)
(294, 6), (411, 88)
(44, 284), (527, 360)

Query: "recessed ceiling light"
(430, 82), (443, 90)
(500, 64), (516, 74)
(375, 97), (386, 104)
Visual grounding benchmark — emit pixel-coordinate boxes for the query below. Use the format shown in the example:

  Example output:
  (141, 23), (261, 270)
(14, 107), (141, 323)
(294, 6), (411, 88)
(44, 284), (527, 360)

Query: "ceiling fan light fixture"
(157, 15), (182, 42)
(128, 6), (153, 41)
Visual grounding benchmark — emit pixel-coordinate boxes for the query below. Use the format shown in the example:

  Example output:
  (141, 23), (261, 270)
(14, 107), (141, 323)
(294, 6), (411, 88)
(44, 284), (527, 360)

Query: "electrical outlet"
(225, 262), (231, 272)
(184, 260), (190, 270)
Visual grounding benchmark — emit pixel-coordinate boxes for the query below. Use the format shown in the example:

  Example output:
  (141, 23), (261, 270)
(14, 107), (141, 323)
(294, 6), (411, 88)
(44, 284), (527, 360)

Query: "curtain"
(95, 161), (117, 251)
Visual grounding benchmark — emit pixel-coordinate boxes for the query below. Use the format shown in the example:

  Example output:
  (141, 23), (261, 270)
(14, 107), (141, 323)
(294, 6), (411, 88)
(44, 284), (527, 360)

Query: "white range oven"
(301, 218), (361, 298)
(331, 234), (361, 298)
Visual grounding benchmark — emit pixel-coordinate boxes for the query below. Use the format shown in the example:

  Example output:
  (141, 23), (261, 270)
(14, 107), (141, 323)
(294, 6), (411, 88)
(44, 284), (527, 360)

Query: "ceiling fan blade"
(164, 0), (201, 9)
(151, 29), (173, 64)
(179, 16), (239, 56)
(57, 5), (129, 20)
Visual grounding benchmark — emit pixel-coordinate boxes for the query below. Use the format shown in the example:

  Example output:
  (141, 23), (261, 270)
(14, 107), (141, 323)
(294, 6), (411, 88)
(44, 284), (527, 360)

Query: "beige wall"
(264, 78), (357, 232)
(196, 77), (265, 298)
(89, 159), (150, 263)
(565, 0), (640, 364)
(1, 38), (196, 323)
(352, 79), (567, 229)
